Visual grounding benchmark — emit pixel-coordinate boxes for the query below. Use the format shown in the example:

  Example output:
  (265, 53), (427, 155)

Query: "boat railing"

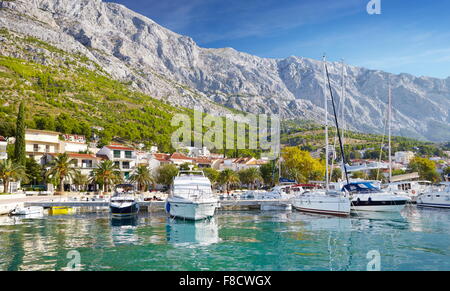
(173, 188), (213, 201)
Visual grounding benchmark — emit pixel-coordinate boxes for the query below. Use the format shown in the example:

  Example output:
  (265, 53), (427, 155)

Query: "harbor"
(1, 205), (450, 271)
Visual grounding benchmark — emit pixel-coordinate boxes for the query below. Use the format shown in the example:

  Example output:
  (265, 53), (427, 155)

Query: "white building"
(96, 144), (137, 180)
(61, 134), (88, 153)
(394, 151), (415, 165)
(25, 129), (62, 163)
(0, 136), (7, 160)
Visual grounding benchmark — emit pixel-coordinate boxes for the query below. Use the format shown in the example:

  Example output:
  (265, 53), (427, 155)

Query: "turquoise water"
(1, 206), (450, 271)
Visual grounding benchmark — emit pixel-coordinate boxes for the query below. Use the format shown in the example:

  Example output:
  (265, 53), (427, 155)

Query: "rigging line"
(325, 63), (350, 185)
(377, 108), (389, 181)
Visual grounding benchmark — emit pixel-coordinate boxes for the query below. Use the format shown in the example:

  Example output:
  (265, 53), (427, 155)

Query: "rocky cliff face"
(1, 0), (449, 141)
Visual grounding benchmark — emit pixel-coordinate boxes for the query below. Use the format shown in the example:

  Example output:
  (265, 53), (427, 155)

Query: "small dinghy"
(10, 206), (44, 216)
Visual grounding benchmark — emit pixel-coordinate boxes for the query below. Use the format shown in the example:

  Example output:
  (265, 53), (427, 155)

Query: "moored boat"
(110, 195), (140, 217)
(344, 182), (410, 212)
(293, 190), (351, 216)
(417, 183), (450, 209)
(10, 206), (44, 216)
(166, 169), (219, 220)
(48, 206), (75, 215)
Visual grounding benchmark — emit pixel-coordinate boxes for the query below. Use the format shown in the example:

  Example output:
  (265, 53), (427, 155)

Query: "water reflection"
(166, 218), (219, 246)
(110, 216), (139, 245)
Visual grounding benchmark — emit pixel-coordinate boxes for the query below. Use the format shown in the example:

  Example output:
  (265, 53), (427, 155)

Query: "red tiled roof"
(192, 157), (212, 164)
(234, 157), (253, 164)
(170, 152), (192, 160)
(153, 153), (171, 162)
(106, 144), (135, 151)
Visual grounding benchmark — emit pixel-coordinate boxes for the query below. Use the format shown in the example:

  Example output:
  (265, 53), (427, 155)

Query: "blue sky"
(106, 0), (450, 79)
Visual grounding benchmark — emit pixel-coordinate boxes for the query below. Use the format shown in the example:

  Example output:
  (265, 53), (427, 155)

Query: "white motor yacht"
(166, 169), (219, 220)
(417, 183), (450, 209)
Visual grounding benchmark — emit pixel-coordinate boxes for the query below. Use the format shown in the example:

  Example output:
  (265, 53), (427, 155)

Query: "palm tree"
(129, 165), (155, 192)
(238, 168), (262, 190)
(46, 153), (77, 193)
(0, 160), (27, 193)
(218, 169), (240, 194)
(91, 160), (122, 193)
(72, 170), (89, 192)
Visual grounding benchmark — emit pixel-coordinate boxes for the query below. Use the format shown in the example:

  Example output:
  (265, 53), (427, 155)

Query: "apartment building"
(96, 144), (136, 180)
(25, 129), (62, 163)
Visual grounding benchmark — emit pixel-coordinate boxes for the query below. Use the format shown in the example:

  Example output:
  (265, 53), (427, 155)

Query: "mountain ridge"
(0, 0), (449, 142)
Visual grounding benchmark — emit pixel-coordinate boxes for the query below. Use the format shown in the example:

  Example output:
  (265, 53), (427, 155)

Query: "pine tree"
(13, 102), (26, 166)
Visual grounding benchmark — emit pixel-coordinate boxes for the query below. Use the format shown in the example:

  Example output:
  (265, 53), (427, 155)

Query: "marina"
(1, 205), (450, 271)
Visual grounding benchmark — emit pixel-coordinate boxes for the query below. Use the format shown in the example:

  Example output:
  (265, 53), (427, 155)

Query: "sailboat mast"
(325, 62), (350, 185)
(323, 55), (329, 190)
(388, 78), (392, 183)
(340, 59), (346, 180)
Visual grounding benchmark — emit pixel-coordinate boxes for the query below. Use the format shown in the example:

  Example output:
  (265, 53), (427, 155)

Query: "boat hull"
(10, 206), (44, 216)
(110, 202), (140, 217)
(166, 200), (218, 220)
(350, 199), (407, 212)
(417, 194), (450, 209)
(293, 196), (350, 216)
(49, 206), (74, 215)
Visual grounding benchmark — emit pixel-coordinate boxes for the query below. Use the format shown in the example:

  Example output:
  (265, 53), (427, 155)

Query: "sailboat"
(292, 57), (351, 216)
(347, 78), (410, 212)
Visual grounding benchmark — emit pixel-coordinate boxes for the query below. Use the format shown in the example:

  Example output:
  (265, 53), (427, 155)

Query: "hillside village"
(1, 124), (449, 194)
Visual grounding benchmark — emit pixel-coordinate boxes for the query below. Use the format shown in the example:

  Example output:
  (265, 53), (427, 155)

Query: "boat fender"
(165, 202), (170, 213)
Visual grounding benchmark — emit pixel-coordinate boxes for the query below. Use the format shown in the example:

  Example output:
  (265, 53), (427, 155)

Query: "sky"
(105, 0), (450, 79)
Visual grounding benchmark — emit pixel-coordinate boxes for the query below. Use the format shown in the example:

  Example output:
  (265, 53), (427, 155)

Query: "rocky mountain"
(1, 0), (449, 141)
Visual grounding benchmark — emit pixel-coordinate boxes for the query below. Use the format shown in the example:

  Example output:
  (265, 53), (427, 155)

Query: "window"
(125, 151), (132, 159)
(33, 144), (39, 152)
(113, 150), (121, 158)
(114, 161), (120, 168)
(122, 161), (130, 169)
(124, 172), (130, 179)
(82, 160), (93, 168)
(45, 145), (50, 153)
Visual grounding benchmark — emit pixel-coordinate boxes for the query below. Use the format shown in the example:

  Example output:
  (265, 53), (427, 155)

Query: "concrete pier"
(25, 199), (292, 211)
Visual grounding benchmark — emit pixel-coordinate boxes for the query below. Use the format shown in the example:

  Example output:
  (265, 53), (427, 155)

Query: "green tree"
(46, 153), (77, 193)
(218, 169), (240, 194)
(259, 162), (278, 186)
(0, 160), (27, 193)
(179, 162), (197, 171)
(203, 168), (219, 185)
(155, 164), (179, 188)
(330, 168), (343, 182)
(72, 170), (89, 192)
(282, 147), (325, 183)
(408, 157), (441, 182)
(25, 157), (44, 185)
(130, 165), (155, 192)
(351, 171), (367, 179)
(13, 102), (26, 166)
(91, 160), (122, 193)
(238, 168), (262, 189)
